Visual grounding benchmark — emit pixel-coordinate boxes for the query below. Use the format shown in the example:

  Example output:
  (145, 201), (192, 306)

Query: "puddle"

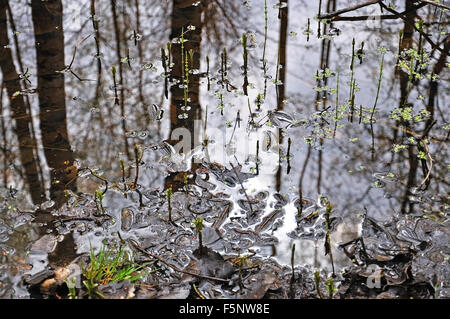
(0, 0), (448, 299)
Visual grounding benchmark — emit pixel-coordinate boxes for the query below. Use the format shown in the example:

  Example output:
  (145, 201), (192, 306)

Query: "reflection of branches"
(134, 0), (150, 126)
(211, 0), (239, 39)
(230, 162), (254, 213)
(378, 1), (445, 54)
(324, 2), (428, 22)
(317, 0), (379, 20)
(6, 0), (45, 186)
(111, 0), (131, 160)
(90, 0), (103, 107)
(419, 0), (450, 11)
(417, 139), (433, 190)
(129, 239), (230, 283)
(203, 0), (242, 51)
(319, 0), (449, 21)
(57, 34), (95, 81)
(319, 0), (447, 53)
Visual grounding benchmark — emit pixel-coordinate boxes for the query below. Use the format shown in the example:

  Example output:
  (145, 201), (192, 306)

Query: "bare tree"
(0, 0), (44, 203)
(31, 0), (77, 207)
(275, 0), (289, 192)
(165, 0), (204, 189)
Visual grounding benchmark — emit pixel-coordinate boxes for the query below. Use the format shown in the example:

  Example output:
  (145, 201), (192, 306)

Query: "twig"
(328, 2), (428, 21)
(193, 284), (207, 299)
(370, 51), (385, 123)
(57, 215), (111, 224)
(57, 34), (95, 81)
(212, 203), (231, 229)
(318, 0), (380, 20)
(417, 139), (433, 189)
(212, 0), (240, 39)
(128, 239), (230, 283)
(229, 162), (254, 213)
(379, 1), (445, 53)
(419, 0), (450, 11)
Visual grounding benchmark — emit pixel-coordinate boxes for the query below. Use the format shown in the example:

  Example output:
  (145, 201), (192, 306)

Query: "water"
(0, 0), (448, 299)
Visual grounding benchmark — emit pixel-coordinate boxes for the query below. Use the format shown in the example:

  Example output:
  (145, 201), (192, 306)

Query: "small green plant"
(325, 276), (337, 299)
(178, 26), (195, 112)
(132, 144), (143, 190)
(166, 185), (173, 222)
(314, 270), (324, 299)
(94, 189), (105, 215)
(66, 278), (77, 299)
(324, 203), (335, 277)
(82, 244), (149, 298)
(370, 47), (385, 123)
(303, 18), (312, 41)
(232, 250), (253, 291)
(193, 216), (204, 255)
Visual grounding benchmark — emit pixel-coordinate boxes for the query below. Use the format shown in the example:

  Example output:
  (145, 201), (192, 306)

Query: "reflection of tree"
(275, 0), (288, 192)
(298, 0), (336, 196)
(168, 0), (203, 147)
(294, 0), (448, 217)
(1, 0), (445, 213)
(0, 0), (44, 203)
(111, 0), (131, 160)
(390, 1), (448, 213)
(165, 0), (204, 189)
(31, 0), (77, 207)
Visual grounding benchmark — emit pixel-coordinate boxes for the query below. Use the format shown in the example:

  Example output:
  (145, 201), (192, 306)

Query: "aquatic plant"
(232, 250), (253, 291)
(81, 244), (149, 298)
(325, 276), (337, 299)
(370, 47), (386, 123)
(94, 189), (105, 215)
(66, 278), (77, 299)
(192, 216), (204, 255)
(314, 270), (323, 299)
(166, 185), (173, 222)
(324, 202), (335, 277)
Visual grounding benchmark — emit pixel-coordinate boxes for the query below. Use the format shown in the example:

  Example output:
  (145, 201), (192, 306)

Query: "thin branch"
(417, 139), (433, 189)
(317, 0), (379, 20)
(332, 14), (399, 21)
(128, 239), (230, 283)
(212, 0), (240, 39)
(230, 162), (254, 213)
(329, 2), (428, 22)
(419, 0), (450, 11)
(379, 1), (445, 53)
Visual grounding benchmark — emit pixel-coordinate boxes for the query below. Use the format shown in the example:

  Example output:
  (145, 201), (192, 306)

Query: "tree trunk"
(111, 0), (131, 160)
(0, 0), (44, 203)
(398, 0), (417, 214)
(275, 0), (289, 192)
(276, 0), (288, 110)
(398, 0), (416, 107)
(169, 0), (203, 146)
(165, 0), (203, 189)
(31, 0), (77, 207)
